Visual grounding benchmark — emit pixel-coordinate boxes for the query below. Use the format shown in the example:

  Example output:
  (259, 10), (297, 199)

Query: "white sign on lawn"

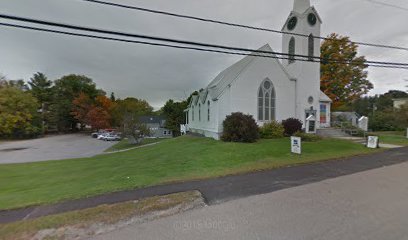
(291, 136), (302, 154)
(367, 136), (379, 149)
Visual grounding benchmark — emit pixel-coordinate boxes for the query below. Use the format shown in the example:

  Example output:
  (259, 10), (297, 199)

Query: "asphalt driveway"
(0, 134), (115, 164)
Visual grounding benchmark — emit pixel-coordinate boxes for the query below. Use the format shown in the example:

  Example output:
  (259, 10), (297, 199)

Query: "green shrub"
(259, 121), (284, 139)
(369, 110), (405, 131)
(282, 118), (303, 136)
(293, 131), (322, 142)
(221, 112), (260, 143)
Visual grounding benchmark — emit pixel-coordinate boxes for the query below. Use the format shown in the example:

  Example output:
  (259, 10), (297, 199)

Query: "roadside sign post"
(367, 136), (379, 149)
(291, 136), (302, 155)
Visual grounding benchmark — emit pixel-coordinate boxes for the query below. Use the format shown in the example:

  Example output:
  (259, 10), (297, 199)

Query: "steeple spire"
(293, 0), (311, 13)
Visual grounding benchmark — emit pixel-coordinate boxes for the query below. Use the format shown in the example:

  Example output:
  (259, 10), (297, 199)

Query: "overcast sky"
(0, 0), (407, 108)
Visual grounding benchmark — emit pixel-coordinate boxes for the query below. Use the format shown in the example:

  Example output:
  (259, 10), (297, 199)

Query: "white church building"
(185, 0), (332, 140)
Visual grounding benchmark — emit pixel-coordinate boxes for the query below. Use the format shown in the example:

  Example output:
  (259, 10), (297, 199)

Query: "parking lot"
(0, 134), (115, 164)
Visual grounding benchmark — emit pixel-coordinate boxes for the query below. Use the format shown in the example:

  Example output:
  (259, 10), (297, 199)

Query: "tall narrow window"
(207, 101), (210, 121)
(289, 37), (295, 64)
(192, 106), (194, 121)
(199, 104), (201, 121)
(308, 34), (314, 61)
(258, 79), (276, 122)
(258, 88), (264, 120)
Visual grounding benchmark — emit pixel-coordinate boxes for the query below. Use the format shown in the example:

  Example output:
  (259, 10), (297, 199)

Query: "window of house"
(199, 104), (201, 121)
(258, 79), (276, 122)
(308, 34), (314, 61)
(164, 130), (167, 135)
(289, 37), (295, 64)
(207, 101), (210, 121)
(192, 106), (194, 121)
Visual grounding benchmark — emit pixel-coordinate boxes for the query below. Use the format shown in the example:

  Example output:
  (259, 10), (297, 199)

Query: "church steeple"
(282, 0), (322, 125)
(293, 0), (310, 13)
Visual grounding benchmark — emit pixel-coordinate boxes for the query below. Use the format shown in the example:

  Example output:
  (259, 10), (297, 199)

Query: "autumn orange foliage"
(320, 33), (373, 109)
(72, 93), (114, 130)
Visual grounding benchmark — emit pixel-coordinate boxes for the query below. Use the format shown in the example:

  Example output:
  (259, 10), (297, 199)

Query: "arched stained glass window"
(289, 37), (295, 64)
(308, 34), (314, 61)
(258, 79), (276, 122)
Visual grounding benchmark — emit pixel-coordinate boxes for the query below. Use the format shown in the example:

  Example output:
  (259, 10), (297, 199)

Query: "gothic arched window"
(207, 101), (210, 121)
(199, 104), (201, 121)
(192, 106), (195, 121)
(289, 37), (295, 64)
(258, 79), (276, 121)
(308, 34), (314, 61)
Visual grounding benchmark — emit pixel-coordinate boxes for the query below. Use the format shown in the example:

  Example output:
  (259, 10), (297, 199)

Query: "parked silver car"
(103, 134), (121, 141)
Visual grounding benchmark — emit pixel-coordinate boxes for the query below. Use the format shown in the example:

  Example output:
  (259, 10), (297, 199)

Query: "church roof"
(193, 44), (292, 103)
(319, 91), (332, 102)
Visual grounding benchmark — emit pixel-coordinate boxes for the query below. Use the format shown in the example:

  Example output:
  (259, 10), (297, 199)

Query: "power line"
(81, 0), (408, 52)
(0, 13), (407, 68)
(363, 0), (408, 12)
(0, 22), (407, 70)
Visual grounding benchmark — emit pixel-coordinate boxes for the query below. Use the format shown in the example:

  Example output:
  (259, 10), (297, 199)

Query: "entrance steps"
(316, 128), (351, 138)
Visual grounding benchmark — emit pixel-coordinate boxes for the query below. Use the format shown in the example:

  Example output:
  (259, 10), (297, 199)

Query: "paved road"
(92, 161), (408, 240)
(0, 134), (115, 164)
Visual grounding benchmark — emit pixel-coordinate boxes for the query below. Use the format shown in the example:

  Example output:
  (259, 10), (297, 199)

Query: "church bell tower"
(282, 0), (322, 125)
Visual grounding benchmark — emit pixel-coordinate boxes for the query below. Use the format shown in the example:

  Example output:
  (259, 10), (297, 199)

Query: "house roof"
(319, 91), (332, 102)
(139, 116), (166, 124)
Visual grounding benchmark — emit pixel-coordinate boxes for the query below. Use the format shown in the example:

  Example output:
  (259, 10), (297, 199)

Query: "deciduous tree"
(50, 75), (100, 131)
(161, 99), (188, 136)
(111, 98), (153, 127)
(72, 93), (114, 130)
(0, 87), (40, 138)
(321, 33), (373, 109)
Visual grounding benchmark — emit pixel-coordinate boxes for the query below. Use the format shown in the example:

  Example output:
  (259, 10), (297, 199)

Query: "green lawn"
(372, 131), (408, 146)
(104, 138), (165, 152)
(0, 136), (380, 210)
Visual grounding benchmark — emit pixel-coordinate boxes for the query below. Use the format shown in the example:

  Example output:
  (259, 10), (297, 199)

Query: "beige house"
(393, 98), (408, 109)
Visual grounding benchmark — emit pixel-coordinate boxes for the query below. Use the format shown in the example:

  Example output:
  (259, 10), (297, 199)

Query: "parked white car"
(97, 133), (109, 140)
(104, 134), (121, 141)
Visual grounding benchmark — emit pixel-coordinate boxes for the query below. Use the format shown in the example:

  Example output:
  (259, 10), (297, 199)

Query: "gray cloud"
(0, 0), (407, 108)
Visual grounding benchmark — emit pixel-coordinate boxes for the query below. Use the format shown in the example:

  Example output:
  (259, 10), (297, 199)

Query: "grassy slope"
(373, 131), (408, 146)
(104, 138), (165, 152)
(0, 136), (378, 210)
